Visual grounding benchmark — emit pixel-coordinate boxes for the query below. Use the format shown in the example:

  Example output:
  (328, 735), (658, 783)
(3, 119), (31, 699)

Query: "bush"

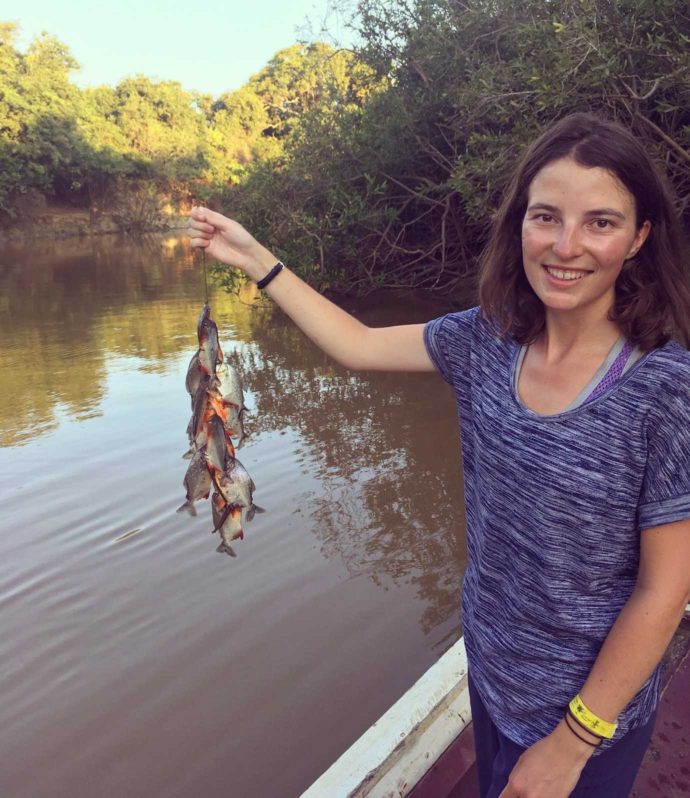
(222, 0), (690, 294)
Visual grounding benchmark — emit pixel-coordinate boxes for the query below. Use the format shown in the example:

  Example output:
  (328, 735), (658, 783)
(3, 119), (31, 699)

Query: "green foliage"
(224, 0), (690, 293)
(2, 5), (689, 296)
(0, 27), (374, 226)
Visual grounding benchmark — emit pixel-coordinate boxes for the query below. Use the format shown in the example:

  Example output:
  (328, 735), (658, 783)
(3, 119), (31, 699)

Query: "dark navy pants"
(468, 673), (657, 798)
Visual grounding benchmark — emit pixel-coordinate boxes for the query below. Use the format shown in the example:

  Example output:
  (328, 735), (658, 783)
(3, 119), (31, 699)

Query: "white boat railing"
(301, 637), (471, 798)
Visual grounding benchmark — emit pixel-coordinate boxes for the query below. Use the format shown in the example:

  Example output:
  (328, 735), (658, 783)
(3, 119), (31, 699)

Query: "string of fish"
(178, 288), (263, 557)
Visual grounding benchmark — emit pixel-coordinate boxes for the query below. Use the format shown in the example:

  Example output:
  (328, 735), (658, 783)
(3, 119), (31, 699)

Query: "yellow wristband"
(568, 694), (618, 739)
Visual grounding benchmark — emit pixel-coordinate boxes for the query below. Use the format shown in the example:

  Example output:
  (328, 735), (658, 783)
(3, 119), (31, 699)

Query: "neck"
(538, 306), (622, 362)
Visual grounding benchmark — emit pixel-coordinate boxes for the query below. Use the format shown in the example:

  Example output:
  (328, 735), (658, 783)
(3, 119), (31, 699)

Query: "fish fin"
(181, 449), (194, 460)
(216, 541), (237, 557)
(176, 500), (197, 517)
(246, 504), (265, 523)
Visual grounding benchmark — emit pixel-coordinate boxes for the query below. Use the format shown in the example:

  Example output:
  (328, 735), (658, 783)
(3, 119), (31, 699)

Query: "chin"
(538, 293), (582, 313)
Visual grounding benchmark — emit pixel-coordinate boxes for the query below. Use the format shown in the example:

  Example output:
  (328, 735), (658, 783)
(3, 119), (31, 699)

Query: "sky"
(4, 0), (357, 97)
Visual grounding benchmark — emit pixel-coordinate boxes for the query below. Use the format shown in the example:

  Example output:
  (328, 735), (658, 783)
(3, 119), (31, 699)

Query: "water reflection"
(0, 236), (265, 445)
(233, 313), (466, 642)
(0, 236), (194, 445)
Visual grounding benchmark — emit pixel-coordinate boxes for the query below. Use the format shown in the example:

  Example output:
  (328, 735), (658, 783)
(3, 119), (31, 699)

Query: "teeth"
(546, 267), (586, 281)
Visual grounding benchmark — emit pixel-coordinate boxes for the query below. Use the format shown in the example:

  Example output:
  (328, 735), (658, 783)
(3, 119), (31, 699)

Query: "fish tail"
(216, 542), (237, 557)
(176, 500), (197, 517)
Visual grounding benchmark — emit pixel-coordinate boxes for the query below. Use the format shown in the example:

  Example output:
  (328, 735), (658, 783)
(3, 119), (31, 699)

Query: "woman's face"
(521, 157), (650, 321)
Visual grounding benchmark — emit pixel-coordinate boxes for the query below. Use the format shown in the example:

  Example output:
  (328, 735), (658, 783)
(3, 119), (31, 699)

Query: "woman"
(187, 113), (690, 798)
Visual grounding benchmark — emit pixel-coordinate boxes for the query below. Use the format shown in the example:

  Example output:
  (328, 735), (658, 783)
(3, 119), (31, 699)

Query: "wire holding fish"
(178, 300), (263, 557)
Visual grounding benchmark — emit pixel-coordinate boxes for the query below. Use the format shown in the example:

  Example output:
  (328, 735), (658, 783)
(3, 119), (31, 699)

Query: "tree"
(224, 0), (690, 293)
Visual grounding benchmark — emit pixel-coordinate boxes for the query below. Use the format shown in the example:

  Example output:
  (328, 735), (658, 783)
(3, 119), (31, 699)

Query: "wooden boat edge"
(301, 637), (471, 798)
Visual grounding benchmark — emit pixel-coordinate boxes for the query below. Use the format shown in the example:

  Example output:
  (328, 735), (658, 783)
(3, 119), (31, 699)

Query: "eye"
(535, 213), (554, 223)
(593, 218), (613, 229)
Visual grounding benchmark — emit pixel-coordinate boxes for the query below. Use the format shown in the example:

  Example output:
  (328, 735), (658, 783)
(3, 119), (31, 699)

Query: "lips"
(543, 265), (593, 282)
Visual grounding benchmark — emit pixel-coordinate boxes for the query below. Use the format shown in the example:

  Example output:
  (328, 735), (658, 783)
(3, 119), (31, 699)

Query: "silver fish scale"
(205, 415), (229, 475)
(214, 361), (244, 408)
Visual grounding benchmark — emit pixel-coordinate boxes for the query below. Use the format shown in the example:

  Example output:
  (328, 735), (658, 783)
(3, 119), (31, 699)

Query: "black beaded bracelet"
(564, 713), (602, 747)
(567, 708), (607, 740)
(256, 261), (284, 290)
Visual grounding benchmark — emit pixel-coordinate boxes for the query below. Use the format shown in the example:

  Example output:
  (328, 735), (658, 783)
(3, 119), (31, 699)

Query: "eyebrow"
(526, 203), (627, 221)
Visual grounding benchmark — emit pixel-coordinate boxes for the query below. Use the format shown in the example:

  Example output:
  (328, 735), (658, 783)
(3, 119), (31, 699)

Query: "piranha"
(197, 304), (211, 343)
(205, 414), (235, 478)
(185, 351), (202, 404)
(177, 446), (212, 516)
(224, 403), (247, 448)
(214, 361), (246, 410)
(211, 492), (243, 557)
(216, 458), (264, 521)
(197, 307), (223, 376)
(191, 374), (212, 441)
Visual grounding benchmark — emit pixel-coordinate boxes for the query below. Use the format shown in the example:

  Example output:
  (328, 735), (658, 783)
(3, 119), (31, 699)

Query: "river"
(0, 233), (468, 798)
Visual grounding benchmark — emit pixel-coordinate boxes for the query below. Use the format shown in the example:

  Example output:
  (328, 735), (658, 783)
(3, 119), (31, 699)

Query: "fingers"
(189, 236), (210, 249)
(188, 216), (216, 235)
(191, 206), (229, 228)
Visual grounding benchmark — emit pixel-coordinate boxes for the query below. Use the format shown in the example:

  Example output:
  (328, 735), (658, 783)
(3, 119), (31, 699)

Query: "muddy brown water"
(0, 234), (468, 798)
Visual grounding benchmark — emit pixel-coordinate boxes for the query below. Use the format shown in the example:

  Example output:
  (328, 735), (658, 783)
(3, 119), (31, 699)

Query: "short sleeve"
(638, 388), (690, 530)
(423, 306), (480, 387)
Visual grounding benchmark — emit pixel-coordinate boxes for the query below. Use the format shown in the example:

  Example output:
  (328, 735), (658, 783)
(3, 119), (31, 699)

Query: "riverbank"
(0, 204), (187, 245)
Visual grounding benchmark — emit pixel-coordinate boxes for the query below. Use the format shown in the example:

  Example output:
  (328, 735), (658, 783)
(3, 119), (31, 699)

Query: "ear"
(627, 220), (651, 260)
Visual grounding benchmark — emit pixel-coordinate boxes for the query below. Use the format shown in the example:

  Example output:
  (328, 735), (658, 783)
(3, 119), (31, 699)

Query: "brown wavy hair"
(478, 113), (690, 350)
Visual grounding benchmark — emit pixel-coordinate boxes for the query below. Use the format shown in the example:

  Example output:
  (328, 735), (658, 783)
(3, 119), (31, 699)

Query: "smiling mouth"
(543, 265), (592, 281)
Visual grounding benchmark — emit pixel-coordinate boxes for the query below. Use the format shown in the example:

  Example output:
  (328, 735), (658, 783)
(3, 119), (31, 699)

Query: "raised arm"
(187, 208), (435, 372)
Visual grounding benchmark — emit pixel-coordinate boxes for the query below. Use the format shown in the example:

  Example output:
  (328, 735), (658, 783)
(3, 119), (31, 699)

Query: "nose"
(552, 224), (583, 260)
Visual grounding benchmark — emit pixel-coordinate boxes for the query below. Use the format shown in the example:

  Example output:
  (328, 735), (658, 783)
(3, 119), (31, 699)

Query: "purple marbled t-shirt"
(423, 307), (690, 752)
